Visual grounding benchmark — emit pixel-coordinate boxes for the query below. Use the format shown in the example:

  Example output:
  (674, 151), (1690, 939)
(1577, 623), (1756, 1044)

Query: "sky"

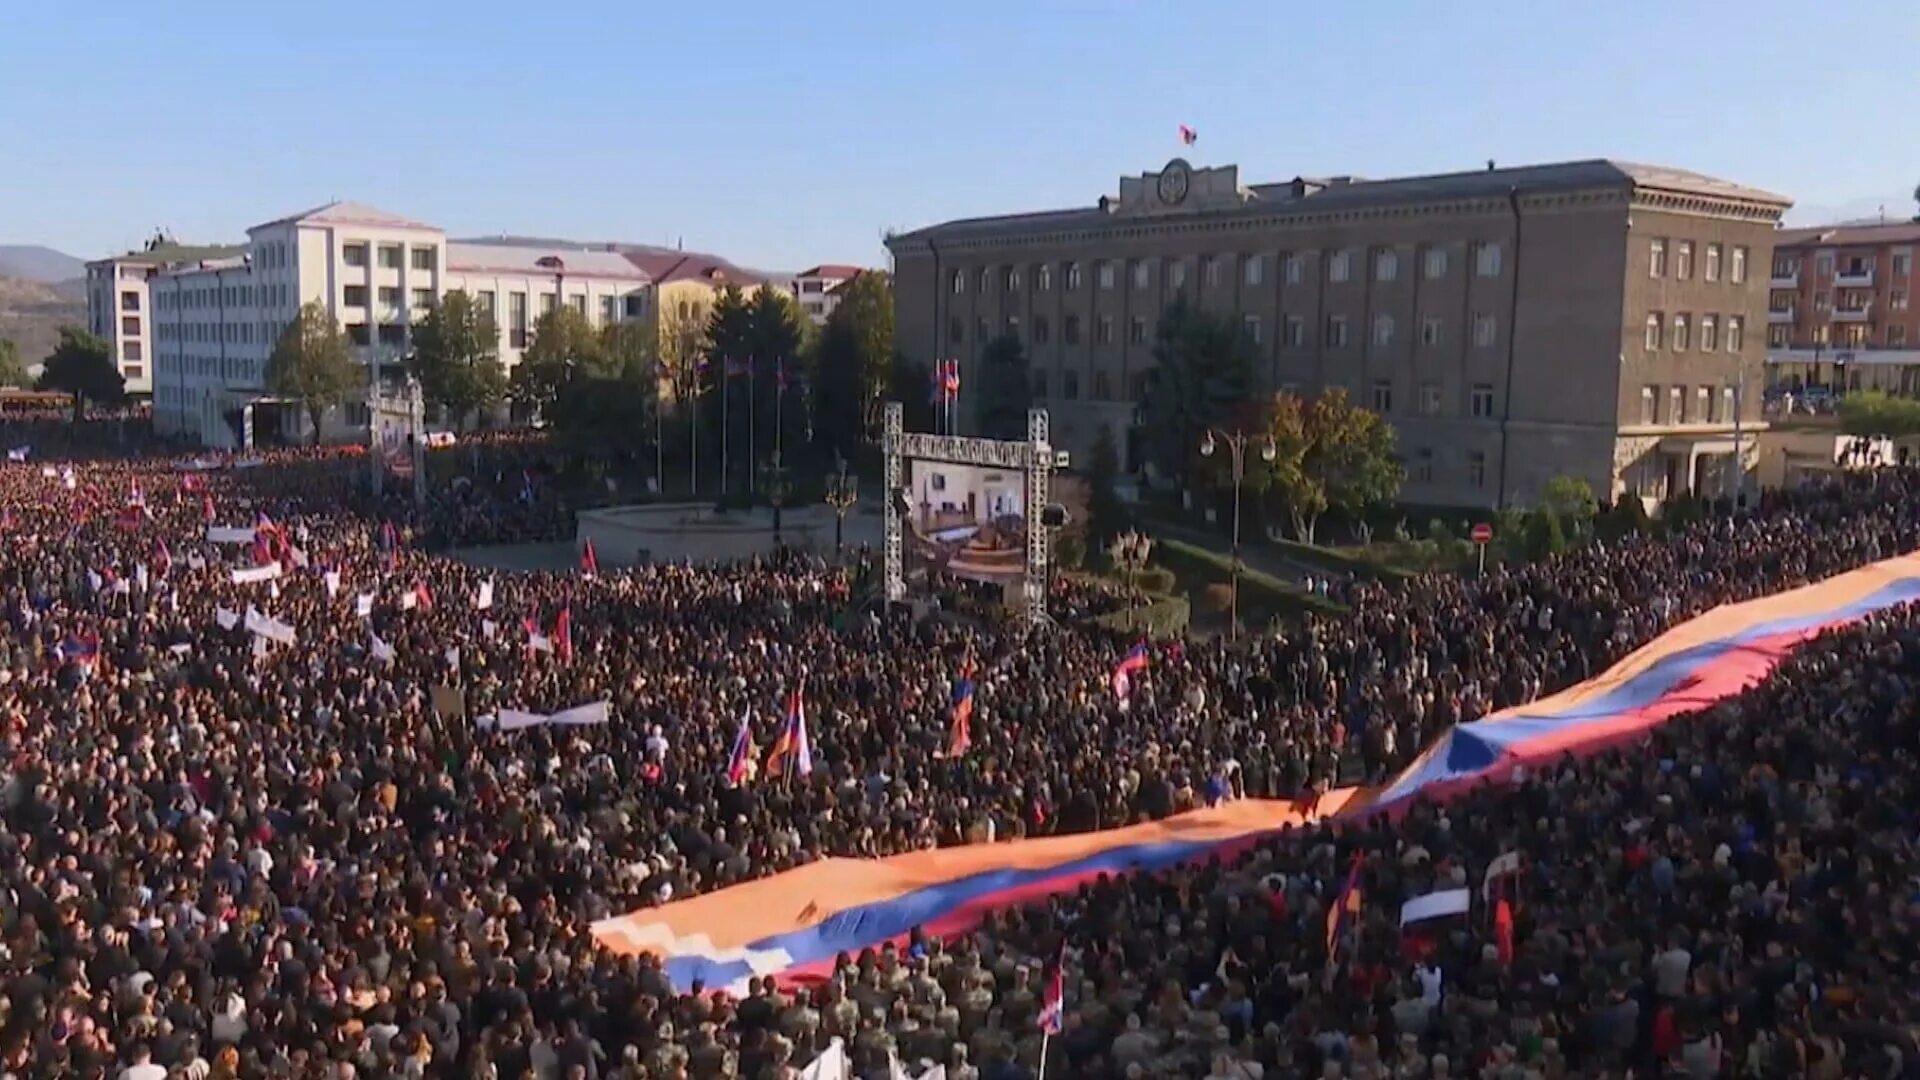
(2, 1), (1916, 272)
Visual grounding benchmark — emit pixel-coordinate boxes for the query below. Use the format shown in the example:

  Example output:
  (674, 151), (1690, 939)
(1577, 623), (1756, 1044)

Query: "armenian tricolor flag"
(725, 712), (756, 786)
(1324, 851), (1365, 968)
(765, 686), (813, 779)
(1111, 641), (1149, 703)
(1038, 944), (1066, 1035)
(948, 661), (976, 757)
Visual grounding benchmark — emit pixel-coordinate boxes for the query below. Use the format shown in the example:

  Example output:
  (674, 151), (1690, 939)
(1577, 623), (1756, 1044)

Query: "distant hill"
(0, 275), (87, 367)
(0, 245), (85, 284)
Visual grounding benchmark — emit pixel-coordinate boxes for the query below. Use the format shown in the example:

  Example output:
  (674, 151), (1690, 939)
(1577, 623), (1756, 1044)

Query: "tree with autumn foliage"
(1260, 388), (1405, 543)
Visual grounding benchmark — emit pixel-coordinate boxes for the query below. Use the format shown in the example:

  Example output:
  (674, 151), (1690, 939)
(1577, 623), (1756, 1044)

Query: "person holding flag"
(1111, 641), (1149, 706)
(1324, 851), (1365, 973)
(1036, 943), (1065, 1078)
(580, 538), (599, 578)
(725, 711), (756, 786)
(947, 660), (976, 757)
(764, 683), (813, 780)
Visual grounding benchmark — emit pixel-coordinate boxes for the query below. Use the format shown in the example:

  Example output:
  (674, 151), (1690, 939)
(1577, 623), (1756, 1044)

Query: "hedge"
(1268, 537), (1417, 581)
(1155, 539), (1347, 619)
(1092, 594), (1192, 636)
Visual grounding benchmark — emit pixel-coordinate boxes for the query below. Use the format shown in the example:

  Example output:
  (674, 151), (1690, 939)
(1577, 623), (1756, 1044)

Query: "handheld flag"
(580, 539), (599, 578)
(556, 606), (574, 664)
(1324, 851), (1365, 968)
(948, 661), (976, 757)
(1179, 123), (1198, 145)
(765, 685), (814, 778)
(1038, 944), (1066, 1035)
(1111, 642), (1149, 705)
(1494, 897), (1515, 966)
(725, 712), (755, 785)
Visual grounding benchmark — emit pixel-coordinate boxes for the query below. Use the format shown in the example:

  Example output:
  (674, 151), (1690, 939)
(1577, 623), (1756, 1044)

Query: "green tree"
(602, 318), (658, 382)
(1839, 389), (1920, 437)
(1138, 297), (1257, 490)
(1539, 474), (1598, 538)
(1086, 423), (1129, 547)
(886, 352), (936, 434)
(511, 306), (608, 414)
(410, 290), (505, 429)
(37, 326), (125, 423)
(1263, 389), (1405, 543)
(975, 332), (1032, 441)
(0, 339), (28, 388)
(265, 304), (357, 444)
(549, 373), (655, 468)
(835, 273), (895, 439)
(746, 285), (806, 465)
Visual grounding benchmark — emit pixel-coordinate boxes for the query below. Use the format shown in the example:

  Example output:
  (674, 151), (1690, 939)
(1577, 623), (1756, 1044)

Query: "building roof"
(625, 252), (767, 287)
(89, 242), (246, 268)
(1774, 221), (1920, 248)
(794, 264), (865, 280)
(890, 158), (1791, 246)
(446, 242), (652, 282)
(250, 201), (438, 233)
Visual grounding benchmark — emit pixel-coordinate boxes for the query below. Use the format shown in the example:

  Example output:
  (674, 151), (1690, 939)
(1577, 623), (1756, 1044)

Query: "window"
(1843, 324), (1869, 348)
(1641, 386), (1657, 424)
(1768, 324), (1789, 348)
(976, 317), (990, 343)
(1470, 383), (1495, 418)
(124, 364), (143, 380)
(509, 292), (528, 349)
(1375, 250), (1398, 282)
(1371, 379), (1393, 413)
(121, 316), (140, 336)
(1892, 325), (1909, 347)
(1816, 251), (1834, 277)
(1130, 317), (1147, 345)
(1721, 386), (1736, 421)
(1036, 264), (1052, 291)
(570, 294), (587, 316)
(602, 296), (618, 324)
(1244, 254), (1264, 287)
(1894, 251), (1913, 278)
(1731, 246), (1748, 284)
(378, 286), (401, 309)
(1645, 313), (1663, 350)
(1704, 243), (1722, 282)
(1032, 370), (1049, 398)
(379, 324), (406, 347)
(1418, 249), (1446, 280)
(1128, 372), (1148, 401)
(1285, 254), (1304, 285)
(1473, 312), (1497, 348)
(1096, 316), (1114, 345)
(473, 291), (497, 316)
(1476, 243), (1502, 277)
(1062, 370), (1080, 400)
(1700, 315), (1717, 352)
(1284, 315), (1306, 347)
(347, 323), (371, 347)
(1372, 315), (1395, 347)
(1203, 257), (1221, 288)
(1675, 241), (1693, 281)
(1468, 451), (1487, 488)
(951, 269), (965, 294)
(121, 291), (140, 312)
(539, 293), (556, 316)
(343, 243), (368, 267)
(978, 268), (991, 293)
(1329, 250), (1352, 283)
(1065, 262), (1082, 289)
(1326, 315), (1349, 347)
(1033, 315), (1051, 345)
(1668, 387), (1683, 423)
(1421, 316), (1441, 346)
(1093, 372), (1112, 400)
(1098, 262), (1116, 290)
(1695, 386), (1711, 423)
(1672, 314), (1689, 351)
(1413, 448), (1434, 484)
(1063, 315), (1081, 345)
(343, 285), (368, 307)
(1649, 238), (1667, 278)
(1815, 290), (1830, 311)
(1169, 260), (1187, 290)
(1893, 290), (1910, 311)
(1242, 315), (1262, 344)
(410, 248), (435, 271)
(1004, 267), (1020, 292)
(378, 245), (402, 270)
(1133, 261), (1150, 290)
(1419, 382), (1442, 416)
(123, 342), (143, 362)
(949, 317), (964, 344)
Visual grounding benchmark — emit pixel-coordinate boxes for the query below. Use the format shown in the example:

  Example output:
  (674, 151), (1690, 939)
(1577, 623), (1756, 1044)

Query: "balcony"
(1835, 268), (1875, 288)
(1833, 304), (1874, 323)
(1770, 269), (1799, 288)
(1769, 307), (1796, 324)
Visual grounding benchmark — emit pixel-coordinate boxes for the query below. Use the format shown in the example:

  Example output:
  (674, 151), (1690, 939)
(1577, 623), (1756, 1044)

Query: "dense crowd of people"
(0, 430), (1916, 1078)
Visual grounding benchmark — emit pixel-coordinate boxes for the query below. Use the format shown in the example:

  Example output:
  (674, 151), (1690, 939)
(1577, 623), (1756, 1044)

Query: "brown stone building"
(1765, 220), (1920, 396)
(886, 159), (1790, 508)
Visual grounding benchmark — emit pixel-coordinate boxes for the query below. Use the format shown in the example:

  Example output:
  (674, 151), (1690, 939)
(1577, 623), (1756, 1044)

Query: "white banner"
(475, 580), (494, 611)
(244, 607), (296, 646)
(215, 607), (240, 630)
(370, 633), (395, 663)
(354, 592), (375, 618)
(230, 564), (282, 585)
(206, 526), (257, 545)
(1399, 887), (1472, 928)
(481, 700), (612, 732)
(323, 570), (341, 598)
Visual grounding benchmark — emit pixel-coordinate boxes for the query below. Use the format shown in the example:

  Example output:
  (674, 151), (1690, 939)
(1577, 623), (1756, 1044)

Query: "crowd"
(0, 434), (1916, 1078)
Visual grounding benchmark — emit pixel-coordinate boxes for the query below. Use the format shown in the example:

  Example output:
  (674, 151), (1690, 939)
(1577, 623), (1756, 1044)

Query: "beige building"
(86, 241), (244, 396)
(887, 158), (1791, 508)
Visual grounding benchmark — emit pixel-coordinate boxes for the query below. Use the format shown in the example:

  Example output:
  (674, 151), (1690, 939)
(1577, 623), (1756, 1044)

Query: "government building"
(886, 158), (1791, 508)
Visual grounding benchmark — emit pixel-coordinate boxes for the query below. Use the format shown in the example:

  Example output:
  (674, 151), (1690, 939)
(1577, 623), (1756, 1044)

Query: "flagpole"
(722, 359), (731, 498)
(748, 355), (757, 494)
(1037, 1032), (1051, 1080)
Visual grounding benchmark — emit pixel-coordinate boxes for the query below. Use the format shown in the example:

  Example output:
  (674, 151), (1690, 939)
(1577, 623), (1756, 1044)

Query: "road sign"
(1470, 522), (1494, 544)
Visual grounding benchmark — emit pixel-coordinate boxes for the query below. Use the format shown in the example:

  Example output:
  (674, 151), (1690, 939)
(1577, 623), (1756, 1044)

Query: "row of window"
(1643, 313), (1746, 353)
(156, 355), (267, 385)
(1777, 289), (1909, 314)
(950, 244), (1505, 297)
(1407, 447), (1491, 489)
(258, 242), (291, 272)
(1639, 384), (1739, 426)
(157, 283), (291, 311)
(1648, 240), (1750, 283)
(158, 320), (280, 347)
(1773, 250), (1913, 280)
(342, 243), (436, 272)
(953, 309), (1503, 351)
(343, 285), (435, 311)
(1774, 323), (1912, 349)
(1030, 365), (1499, 420)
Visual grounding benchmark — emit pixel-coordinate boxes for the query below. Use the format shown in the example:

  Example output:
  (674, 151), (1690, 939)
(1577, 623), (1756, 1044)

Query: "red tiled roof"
(624, 252), (766, 286)
(1775, 222), (1920, 248)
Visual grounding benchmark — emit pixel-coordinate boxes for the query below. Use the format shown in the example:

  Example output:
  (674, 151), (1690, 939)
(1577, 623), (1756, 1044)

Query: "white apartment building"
(85, 243), (243, 396)
(789, 264), (864, 324)
(138, 202), (655, 447)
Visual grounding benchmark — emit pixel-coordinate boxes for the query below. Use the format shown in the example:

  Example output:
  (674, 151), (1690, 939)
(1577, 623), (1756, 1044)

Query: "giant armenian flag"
(591, 550), (1920, 994)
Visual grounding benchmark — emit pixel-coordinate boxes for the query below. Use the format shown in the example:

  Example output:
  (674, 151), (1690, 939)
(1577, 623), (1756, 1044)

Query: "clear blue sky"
(2, 1), (1915, 271)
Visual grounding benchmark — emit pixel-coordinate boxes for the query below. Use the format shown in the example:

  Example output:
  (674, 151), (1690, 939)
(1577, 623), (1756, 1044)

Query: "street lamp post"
(1107, 530), (1154, 630)
(1198, 427), (1277, 639)
(824, 455), (859, 553)
(758, 451), (791, 545)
